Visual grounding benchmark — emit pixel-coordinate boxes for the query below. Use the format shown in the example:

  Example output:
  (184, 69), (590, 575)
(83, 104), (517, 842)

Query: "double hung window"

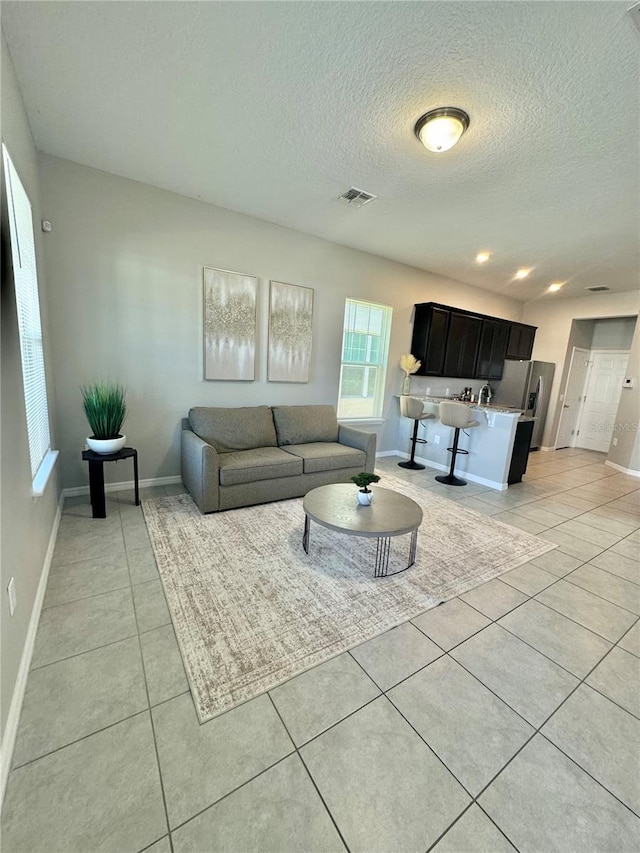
(3, 144), (56, 493)
(337, 298), (392, 419)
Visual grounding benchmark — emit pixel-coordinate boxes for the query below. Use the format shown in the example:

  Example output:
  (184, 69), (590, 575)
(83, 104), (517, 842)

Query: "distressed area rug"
(143, 474), (555, 722)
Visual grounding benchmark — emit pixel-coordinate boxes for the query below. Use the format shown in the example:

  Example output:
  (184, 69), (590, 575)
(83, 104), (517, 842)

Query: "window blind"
(3, 144), (52, 479)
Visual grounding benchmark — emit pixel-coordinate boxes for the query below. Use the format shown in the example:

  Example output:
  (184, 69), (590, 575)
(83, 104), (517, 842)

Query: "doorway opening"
(556, 347), (631, 452)
(554, 316), (636, 453)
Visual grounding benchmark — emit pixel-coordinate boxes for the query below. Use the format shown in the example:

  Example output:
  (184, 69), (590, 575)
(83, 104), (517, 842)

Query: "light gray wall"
(590, 316), (636, 350)
(0, 36), (60, 743)
(547, 319), (595, 445)
(523, 292), (640, 450)
(547, 316), (637, 453)
(607, 322), (640, 473)
(38, 154), (525, 489)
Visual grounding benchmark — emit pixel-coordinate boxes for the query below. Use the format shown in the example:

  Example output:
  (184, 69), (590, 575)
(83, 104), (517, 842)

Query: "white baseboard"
(63, 474), (182, 499)
(538, 445), (555, 452)
(605, 460), (640, 478)
(393, 451), (508, 491)
(376, 451), (400, 458)
(0, 492), (63, 807)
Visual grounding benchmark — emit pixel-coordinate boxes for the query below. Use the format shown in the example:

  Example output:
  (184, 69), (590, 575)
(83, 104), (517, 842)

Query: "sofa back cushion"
(272, 405), (339, 446)
(188, 406), (277, 453)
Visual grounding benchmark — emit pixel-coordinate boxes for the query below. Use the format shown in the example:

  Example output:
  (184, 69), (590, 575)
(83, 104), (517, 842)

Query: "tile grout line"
(42, 580), (133, 611)
(123, 502), (175, 853)
(409, 564), (633, 681)
(266, 693), (352, 853)
(29, 632), (141, 672)
(398, 592), (640, 822)
(165, 752), (296, 841)
(9, 708), (151, 774)
(450, 621), (640, 820)
(447, 571), (626, 648)
(18, 465), (639, 849)
(23, 565), (634, 831)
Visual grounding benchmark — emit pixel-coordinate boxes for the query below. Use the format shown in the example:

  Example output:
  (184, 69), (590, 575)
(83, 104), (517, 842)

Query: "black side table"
(81, 446), (139, 518)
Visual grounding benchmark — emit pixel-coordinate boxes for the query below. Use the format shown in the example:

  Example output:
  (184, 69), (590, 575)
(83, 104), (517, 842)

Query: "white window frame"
(337, 297), (393, 421)
(3, 144), (57, 495)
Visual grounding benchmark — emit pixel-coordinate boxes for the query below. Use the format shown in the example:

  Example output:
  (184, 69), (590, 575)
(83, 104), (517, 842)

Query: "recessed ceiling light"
(476, 252), (491, 264)
(414, 107), (470, 153)
(514, 269), (532, 280)
(548, 282), (564, 293)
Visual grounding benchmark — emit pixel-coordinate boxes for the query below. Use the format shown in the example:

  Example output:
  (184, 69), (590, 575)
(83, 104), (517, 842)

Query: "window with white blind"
(3, 144), (56, 494)
(337, 298), (392, 420)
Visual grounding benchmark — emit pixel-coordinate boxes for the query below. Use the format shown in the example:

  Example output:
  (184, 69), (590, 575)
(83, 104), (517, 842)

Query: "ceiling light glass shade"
(415, 108), (470, 153)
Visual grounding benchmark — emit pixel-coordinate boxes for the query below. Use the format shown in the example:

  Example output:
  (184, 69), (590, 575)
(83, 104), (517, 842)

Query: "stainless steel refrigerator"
(492, 360), (556, 450)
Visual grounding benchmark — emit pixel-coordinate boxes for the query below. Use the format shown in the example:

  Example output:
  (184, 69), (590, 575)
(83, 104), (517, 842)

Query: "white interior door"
(576, 351), (629, 452)
(556, 348), (590, 449)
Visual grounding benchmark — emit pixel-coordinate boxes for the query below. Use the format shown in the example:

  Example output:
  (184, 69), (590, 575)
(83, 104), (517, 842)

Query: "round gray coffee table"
(302, 484), (423, 578)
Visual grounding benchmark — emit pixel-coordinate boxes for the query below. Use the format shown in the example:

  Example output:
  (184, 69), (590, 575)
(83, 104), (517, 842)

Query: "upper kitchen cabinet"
(476, 319), (510, 380)
(411, 303), (450, 375)
(506, 322), (537, 360)
(443, 311), (482, 377)
(410, 302), (537, 378)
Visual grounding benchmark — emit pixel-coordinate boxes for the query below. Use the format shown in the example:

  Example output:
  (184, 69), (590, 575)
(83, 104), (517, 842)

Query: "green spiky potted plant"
(351, 472), (380, 506)
(82, 382), (127, 454)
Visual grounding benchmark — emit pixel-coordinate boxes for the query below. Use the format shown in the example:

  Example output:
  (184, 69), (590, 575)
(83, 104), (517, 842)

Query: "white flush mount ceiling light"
(514, 268), (532, 280)
(548, 282), (564, 293)
(415, 108), (470, 153)
(476, 252), (491, 263)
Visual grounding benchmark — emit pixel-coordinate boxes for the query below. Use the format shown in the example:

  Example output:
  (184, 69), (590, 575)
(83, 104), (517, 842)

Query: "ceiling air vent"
(337, 187), (377, 208)
(586, 286), (611, 292)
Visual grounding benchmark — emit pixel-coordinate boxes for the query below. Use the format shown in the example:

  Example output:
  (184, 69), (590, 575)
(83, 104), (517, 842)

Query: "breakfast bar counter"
(396, 397), (527, 491)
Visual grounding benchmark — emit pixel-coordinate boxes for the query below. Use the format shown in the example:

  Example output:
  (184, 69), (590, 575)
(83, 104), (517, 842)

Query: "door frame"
(574, 349), (630, 451)
(555, 346), (590, 449)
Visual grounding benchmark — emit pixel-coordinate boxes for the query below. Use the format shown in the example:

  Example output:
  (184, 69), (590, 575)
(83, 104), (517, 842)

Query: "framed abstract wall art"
(203, 267), (257, 381)
(267, 280), (314, 383)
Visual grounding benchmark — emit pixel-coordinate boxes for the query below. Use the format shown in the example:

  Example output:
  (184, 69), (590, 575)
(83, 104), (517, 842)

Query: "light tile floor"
(2, 449), (640, 852)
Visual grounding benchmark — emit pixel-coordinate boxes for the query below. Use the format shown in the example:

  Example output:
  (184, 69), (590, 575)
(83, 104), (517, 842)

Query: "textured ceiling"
(2, 1), (639, 302)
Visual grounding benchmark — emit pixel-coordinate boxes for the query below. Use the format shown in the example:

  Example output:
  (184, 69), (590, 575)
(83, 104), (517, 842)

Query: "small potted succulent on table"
(81, 382), (127, 454)
(351, 472), (380, 506)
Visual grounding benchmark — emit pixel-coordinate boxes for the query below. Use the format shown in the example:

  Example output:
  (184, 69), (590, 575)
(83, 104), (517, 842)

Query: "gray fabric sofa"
(181, 404), (377, 513)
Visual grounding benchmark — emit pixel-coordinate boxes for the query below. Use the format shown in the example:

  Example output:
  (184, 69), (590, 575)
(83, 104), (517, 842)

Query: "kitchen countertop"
(422, 396), (525, 415)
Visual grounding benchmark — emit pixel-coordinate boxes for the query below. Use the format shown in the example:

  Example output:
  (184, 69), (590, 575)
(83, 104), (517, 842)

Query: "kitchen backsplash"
(407, 375), (502, 399)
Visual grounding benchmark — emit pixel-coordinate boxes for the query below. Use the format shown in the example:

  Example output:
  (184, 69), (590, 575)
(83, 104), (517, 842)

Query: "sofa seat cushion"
(218, 447), (303, 486)
(282, 442), (366, 474)
(189, 406), (277, 453)
(272, 405), (339, 446)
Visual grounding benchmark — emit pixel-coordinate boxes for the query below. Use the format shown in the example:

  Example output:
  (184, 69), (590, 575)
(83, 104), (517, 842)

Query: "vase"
(357, 490), (373, 506)
(401, 375), (411, 395)
(86, 434), (126, 454)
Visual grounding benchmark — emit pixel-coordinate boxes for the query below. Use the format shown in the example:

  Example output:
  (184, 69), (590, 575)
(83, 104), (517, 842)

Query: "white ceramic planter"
(86, 434), (126, 454)
(357, 490), (373, 506)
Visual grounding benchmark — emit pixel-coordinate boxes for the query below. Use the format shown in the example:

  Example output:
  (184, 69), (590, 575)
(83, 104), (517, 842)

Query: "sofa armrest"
(181, 428), (220, 513)
(338, 424), (377, 472)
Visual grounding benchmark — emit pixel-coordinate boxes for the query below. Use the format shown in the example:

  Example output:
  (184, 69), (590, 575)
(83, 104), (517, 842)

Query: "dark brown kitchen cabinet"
(506, 323), (536, 360)
(443, 312), (482, 377)
(411, 304), (450, 375)
(410, 302), (537, 377)
(508, 418), (535, 484)
(476, 320), (510, 380)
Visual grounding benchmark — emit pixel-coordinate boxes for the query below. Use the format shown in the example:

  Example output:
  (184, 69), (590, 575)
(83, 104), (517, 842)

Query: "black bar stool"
(398, 396), (435, 470)
(435, 401), (480, 486)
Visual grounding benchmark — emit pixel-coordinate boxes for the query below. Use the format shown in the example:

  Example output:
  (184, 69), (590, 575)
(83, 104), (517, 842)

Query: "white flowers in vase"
(399, 353), (421, 395)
